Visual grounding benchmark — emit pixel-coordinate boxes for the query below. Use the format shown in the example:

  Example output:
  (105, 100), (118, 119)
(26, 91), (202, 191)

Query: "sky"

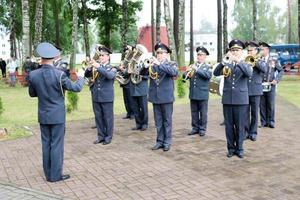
(136, 0), (287, 32)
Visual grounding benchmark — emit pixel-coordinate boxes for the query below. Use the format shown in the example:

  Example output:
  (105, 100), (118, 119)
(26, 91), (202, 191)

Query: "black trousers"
(190, 99), (208, 133)
(153, 103), (173, 146)
(122, 87), (134, 117)
(132, 95), (148, 129)
(93, 102), (114, 142)
(245, 95), (260, 136)
(40, 123), (65, 182)
(0, 66), (6, 77)
(223, 104), (247, 154)
(260, 87), (276, 126)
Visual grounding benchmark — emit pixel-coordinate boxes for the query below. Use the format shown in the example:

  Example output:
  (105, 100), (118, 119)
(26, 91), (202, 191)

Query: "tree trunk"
(223, 0), (228, 54)
(177, 0), (185, 67)
(163, 0), (177, 62)
(287, 0), (292, 43)
(189, 0), (193, 65)
(156, 0), (161, 43)
(33, 0), (44, 49)
(252, 0), (257, 41)
(52, 0), (60, 48)
(121, 0), (128, 59)
(298, 0), (300, 43)
(151, 0), (155, 55)
(82, 0), (90, 57)
(21, 0), (31, 60)
(173, 0), (179, 54)
(9, 1), (17, 58)
(217, 0), (222, 62)
(70, 0), (78, 70)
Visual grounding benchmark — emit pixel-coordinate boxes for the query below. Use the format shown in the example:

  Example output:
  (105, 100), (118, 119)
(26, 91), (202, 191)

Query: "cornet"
(143, 57), (159, 79)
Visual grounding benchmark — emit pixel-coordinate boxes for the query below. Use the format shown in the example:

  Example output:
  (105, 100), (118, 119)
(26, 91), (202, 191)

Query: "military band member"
(259, 42), (283, 128)
(244, 41), (267, 141)
(149, 43), (178, 151)
(213, 39), (253, 158)
(120, 46), (135, 120)
(85, 45), (117, 145)
(184, 46), (212, 137)
(130, 62), (149, 131)
(28, 42), (85, 182)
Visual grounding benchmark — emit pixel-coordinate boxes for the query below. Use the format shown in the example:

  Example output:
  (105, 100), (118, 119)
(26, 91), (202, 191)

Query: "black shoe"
(188, 131), (198, 135)
(122, 115), (131, 119)
(250, 135), (257, 141)
(140, 127), (147, 131)
(199, 131), (206, 137)
(220, 122), (225, 126)
(91, 125), (97, 129)
(269, 124), (275, 128)
(163, 145), (170, 151)
(151, 144), (163, 150)
(236, 152), (244, 158)
(132, 127), (141, 130)
(129, 115), (135, 120)
(102, 141), (111, 145)
(93, 138), (104, 144)
(259, 124), (268, 128)
(227, 152), (234, 158)
(48, 174), (70, 182)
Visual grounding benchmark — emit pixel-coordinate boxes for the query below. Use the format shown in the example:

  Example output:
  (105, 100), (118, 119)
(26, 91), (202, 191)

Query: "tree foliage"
(232, 0), (298, 43)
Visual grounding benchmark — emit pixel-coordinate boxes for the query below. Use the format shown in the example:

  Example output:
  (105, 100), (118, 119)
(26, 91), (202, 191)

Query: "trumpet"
(221, 53), (233, 77)
(84, 45), (102, 86)
(143, 57), (159, 79)
(182, 64), (196, 83)
(244, 51), (263, 67)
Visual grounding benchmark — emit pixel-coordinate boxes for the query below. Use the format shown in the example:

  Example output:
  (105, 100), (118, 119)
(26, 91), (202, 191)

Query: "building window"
(203, 42), (207, 45)
(2, 44), (5, 47)
(210, 48), (215, 51)
(210, 42), (213, 45)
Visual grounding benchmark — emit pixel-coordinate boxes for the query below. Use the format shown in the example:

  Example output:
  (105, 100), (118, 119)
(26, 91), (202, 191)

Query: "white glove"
(77, 67), (85, 78)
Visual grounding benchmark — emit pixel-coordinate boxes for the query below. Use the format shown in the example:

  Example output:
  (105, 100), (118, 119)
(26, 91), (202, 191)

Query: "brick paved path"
(0, 98), (300, 200)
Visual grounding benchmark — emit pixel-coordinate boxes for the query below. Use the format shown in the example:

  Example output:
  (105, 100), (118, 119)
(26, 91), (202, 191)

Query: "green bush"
(176, 75), (186, 98)
(0, 97), (4, 116)
(66, 91), (79, 113)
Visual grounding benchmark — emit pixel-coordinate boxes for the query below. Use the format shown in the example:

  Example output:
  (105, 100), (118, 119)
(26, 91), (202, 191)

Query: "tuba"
(129, 44), (148, 84)
(115, 45), (134, 85)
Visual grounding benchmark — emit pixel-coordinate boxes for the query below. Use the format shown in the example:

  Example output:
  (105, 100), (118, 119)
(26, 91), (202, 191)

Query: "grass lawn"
(0, 78), (220, 140)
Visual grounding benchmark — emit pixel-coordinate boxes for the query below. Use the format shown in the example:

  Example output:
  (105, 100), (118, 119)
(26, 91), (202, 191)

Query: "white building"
(185, 31), (218, 62)
(0, 25), (10, 60)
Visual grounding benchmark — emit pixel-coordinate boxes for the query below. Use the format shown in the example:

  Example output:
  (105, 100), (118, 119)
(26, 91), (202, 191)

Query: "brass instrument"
(143, 56), (159, 80)
(128, 44), (148, 84)
(182, 64), (196, 83)
(221, 52), (233, 78)
(115, 46), (134, 85)
(244, 51), (263, 67)
(84, 44), (102, 86)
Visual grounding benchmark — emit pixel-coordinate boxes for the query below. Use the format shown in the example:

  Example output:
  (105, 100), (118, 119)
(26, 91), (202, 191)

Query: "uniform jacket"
(186, 62), (212, 100)
(148, 60), (178, 104)
(262, 56), (283, 84)
(29, 64), (84, 124)
(213, 61), (253, 105)
(248, 59), (267, 96)
(85, 63), (116, 103)
(130, 64), (149, 97)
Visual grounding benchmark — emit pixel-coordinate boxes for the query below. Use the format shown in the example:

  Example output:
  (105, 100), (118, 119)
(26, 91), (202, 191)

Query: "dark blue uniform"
(121, 73), (134, 119)
(130, 64), (149, 130)
(29, 64), (84, 182)
(214, 60), (253, 157)
(245, 59), (267, 140)
(86, 63), (116, 144)
(149, 60), (178, 149)
(186, 63), (212, 135)
(260, 57), (283, 128)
